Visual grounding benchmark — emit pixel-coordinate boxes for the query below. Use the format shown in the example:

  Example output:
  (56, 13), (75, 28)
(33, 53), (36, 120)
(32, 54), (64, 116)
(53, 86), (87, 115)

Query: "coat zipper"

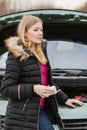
(22, 99), (29, 111)
(37, 61), (42, 130)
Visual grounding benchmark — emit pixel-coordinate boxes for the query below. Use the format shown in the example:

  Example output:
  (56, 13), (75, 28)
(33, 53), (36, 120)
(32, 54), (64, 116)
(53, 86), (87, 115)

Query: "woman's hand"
(65, 99), (83, 108)
(33, 85), (55, 98)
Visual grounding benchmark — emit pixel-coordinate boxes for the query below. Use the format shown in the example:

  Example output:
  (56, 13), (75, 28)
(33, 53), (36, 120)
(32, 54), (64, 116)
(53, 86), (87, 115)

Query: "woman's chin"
(35, 41), (42, 44)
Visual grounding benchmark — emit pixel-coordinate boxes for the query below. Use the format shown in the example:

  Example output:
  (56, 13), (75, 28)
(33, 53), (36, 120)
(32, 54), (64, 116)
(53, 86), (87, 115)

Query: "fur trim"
(5, 37), (29, 61)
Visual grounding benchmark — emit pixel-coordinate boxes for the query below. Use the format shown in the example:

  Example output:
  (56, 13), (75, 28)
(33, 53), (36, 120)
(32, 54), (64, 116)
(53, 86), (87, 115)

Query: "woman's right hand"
(33, 85), (55, 98)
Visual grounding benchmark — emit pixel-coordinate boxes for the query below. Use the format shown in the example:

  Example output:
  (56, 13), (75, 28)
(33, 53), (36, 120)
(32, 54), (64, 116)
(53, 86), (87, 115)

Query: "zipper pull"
(22, 99), (29, 111)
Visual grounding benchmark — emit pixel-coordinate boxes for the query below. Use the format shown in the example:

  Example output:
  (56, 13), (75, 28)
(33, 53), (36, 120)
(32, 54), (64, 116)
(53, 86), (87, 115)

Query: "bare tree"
(0, 0), (87, 16)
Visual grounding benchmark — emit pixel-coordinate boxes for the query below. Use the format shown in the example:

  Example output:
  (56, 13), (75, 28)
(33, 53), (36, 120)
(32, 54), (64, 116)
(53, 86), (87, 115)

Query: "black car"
(0, 9), (87, 130)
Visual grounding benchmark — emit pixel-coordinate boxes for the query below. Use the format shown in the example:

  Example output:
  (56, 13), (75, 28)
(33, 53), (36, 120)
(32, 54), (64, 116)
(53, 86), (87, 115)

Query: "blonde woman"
(1, 15), (83, 130)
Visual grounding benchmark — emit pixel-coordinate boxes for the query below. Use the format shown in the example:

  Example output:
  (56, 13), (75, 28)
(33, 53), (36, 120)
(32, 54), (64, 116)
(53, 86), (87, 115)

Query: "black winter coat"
(0, 37), (68, 130)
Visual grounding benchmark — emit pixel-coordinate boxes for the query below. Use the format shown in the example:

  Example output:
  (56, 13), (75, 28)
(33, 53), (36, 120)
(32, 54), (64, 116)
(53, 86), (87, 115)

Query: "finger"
(41, 94), (45, 98)
(69, 103), (76, 108)
(45, 94), (49, 98)
(42, 93), (50, 98)
(73, 100), (83, 106)
(74, 100), (83, 106)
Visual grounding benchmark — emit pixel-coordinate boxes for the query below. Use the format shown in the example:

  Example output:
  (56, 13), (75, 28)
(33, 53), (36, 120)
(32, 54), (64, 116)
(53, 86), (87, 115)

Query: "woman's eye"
(34, 29), (37, 31)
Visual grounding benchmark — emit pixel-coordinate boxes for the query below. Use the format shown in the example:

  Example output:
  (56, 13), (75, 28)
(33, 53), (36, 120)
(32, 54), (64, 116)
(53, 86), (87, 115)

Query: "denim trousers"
(39, 107), (60, 130)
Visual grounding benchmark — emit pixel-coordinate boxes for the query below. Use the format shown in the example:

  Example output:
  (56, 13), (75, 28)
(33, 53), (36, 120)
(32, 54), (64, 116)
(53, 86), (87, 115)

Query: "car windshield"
(47, 40), (87, 70)
(0, 40), (87, 71)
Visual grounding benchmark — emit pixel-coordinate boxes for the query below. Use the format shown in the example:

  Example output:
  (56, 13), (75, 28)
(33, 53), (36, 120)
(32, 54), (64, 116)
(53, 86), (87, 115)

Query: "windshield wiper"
(80, 71), (87, 76)
(52, 69), (84, 76)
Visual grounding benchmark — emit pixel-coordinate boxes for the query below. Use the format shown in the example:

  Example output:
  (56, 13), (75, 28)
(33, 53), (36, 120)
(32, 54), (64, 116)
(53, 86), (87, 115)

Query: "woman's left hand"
(65, 99), (83, 108)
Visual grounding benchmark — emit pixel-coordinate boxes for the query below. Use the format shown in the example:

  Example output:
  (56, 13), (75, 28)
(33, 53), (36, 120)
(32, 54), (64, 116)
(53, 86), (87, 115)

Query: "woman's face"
(25, 22), (43, 44)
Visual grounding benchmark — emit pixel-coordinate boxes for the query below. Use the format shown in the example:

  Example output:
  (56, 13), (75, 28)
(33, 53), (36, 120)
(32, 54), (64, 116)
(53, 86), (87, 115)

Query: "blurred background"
(0, 0), (87, 16)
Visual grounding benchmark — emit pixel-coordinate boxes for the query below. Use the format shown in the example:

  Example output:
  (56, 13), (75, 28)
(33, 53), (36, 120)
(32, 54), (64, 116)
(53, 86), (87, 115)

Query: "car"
(0, 9), (87, 130)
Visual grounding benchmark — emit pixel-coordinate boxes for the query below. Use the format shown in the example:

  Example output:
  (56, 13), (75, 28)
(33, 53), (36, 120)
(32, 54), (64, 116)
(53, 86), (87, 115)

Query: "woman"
(0, 15), (83, 130)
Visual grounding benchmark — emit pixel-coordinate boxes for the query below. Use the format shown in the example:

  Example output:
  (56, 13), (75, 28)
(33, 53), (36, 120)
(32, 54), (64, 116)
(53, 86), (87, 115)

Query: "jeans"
(39, 107), (60, 130)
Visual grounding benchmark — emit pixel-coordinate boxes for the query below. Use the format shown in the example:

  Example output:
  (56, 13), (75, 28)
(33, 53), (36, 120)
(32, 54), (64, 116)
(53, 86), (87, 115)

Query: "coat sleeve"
(56, 89), (69, 105)
(53, 82), (68, 104)
(0, 53), (33, 100)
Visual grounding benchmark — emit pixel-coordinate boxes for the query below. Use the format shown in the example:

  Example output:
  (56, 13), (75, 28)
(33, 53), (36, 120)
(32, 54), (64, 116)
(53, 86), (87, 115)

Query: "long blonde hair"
(17, 15), (47, 64)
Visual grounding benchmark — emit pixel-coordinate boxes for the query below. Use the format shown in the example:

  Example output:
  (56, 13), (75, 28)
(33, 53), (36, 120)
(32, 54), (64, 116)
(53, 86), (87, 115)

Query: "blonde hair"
(17, 15), (47, 64)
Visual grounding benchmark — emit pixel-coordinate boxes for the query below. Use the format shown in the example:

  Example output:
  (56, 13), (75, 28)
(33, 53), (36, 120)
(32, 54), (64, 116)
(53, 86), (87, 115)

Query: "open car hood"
(0, 9), (87, 45)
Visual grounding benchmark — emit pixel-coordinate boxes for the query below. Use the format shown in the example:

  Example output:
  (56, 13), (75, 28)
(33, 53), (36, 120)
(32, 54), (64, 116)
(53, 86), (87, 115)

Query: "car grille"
(61, 119), (87, 130)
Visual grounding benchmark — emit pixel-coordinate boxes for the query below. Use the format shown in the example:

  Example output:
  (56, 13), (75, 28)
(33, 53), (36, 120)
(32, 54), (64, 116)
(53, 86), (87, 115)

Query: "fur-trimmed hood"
(5, 37), (29, 61)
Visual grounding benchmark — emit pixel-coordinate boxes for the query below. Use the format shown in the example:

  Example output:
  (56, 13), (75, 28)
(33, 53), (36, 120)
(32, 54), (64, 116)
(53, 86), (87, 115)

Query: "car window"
(47, 40), (87, 70)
